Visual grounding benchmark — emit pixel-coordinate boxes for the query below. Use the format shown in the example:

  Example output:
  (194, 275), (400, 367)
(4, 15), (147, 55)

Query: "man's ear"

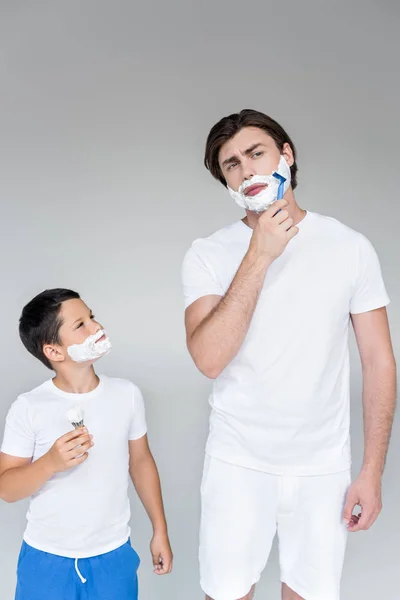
(282, 142), (294, 167)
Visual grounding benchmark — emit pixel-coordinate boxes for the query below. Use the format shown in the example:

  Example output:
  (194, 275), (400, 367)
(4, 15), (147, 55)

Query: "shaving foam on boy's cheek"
(228, 155), (291, 213)
(67, 329), (112, 363)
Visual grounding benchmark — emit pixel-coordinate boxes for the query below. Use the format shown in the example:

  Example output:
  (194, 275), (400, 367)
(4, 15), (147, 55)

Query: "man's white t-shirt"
(1, 375), (147, 558)
(182, 212), (390, 476)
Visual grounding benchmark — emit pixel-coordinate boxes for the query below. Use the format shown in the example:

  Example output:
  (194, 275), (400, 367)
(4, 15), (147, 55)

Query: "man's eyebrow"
(244, 142), (265, 155)
(222, 154), (239, 168)
(221, 143), (266, 168)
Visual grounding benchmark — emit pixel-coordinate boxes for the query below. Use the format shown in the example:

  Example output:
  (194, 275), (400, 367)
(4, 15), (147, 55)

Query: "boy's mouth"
(95, 333), (106, 343)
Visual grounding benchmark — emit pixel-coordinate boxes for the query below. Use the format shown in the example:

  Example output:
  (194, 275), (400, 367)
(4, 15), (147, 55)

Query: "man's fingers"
(266, 198), (287, 216)
(342, 493), (357, 524)
(348, 509), (369, 532)
(273, 209), (289, 225)
(279, 217), (293, 230)
(286, 226), (299, 239)
(349, 508), (380, 532)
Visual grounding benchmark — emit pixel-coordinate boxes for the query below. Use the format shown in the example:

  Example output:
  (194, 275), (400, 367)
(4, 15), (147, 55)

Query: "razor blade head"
(272, 172), (286, 200)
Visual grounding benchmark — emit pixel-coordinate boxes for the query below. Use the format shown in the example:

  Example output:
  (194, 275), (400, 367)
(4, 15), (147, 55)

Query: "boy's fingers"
(65, 434), (92, 452)
(152, 553), (160, 567)
(68, 452), (88, 466)
(70, 441), (92, 457)
(59, 428), (88, 442)
(153, 553), (173, 574)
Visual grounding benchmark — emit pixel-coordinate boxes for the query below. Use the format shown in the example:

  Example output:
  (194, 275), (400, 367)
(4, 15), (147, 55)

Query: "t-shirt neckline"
(48, 375), (104, 400)
(240, 209), (311, 232)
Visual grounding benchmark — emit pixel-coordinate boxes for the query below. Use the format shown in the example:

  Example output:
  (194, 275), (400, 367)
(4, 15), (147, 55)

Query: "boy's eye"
(76, 322), (84, 329)
(90, 315), (95, 320)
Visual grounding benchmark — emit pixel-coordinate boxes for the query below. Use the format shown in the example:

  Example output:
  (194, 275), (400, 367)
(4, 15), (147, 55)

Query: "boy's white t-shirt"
(182, 212), (390, 476)
(1, 375), (147, 558)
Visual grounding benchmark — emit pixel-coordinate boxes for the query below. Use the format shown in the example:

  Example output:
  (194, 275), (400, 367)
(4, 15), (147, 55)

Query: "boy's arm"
(0, 429), (93, 503)
(129, 436), (173, 575)
(0, 453), (54, 502)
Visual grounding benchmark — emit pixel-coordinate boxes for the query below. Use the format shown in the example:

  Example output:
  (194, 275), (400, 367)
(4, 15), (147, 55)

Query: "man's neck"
(243, 189), (306, 230)
(53, 365), (99, 394)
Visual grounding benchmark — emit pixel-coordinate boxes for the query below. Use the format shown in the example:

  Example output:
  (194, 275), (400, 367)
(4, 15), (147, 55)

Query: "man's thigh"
(200, 457), (279, 600)
(278, 470), (351, 600)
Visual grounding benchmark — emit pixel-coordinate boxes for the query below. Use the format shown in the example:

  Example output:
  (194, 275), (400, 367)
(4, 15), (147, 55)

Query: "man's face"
(218, 126), (293, 194)
(44, 298), (105, 364)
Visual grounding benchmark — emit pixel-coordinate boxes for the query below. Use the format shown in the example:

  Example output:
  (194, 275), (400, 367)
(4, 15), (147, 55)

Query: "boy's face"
(58, 298), (104, 348)
(43, 298), (105, 366)
(218, 126), (293, 192)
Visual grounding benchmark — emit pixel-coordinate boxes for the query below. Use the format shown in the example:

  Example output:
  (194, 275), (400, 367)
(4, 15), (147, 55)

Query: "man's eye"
(228, 162), (238, 170)
(252, 151), (263, 158)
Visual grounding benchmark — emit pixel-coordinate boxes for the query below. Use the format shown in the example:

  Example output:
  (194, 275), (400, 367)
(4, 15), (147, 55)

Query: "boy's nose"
(92, 323), (102, 335)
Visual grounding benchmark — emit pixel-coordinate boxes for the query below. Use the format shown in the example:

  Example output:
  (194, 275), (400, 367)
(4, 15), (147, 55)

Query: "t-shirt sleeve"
(350, 234), (390, 315)
(128, 385), (147, 441)
(1, 396), (35, 458)
(181, 245), (224, 309)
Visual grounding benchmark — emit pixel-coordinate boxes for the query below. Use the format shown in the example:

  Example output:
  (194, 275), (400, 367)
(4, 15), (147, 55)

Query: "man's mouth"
(244, 184), (267, 197)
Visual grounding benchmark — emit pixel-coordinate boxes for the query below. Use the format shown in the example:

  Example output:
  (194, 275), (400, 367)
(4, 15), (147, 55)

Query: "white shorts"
(200, 456), (351, 600)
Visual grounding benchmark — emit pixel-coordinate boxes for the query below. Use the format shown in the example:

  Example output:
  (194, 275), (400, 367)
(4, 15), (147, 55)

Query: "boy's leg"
(15, 542), (80, 600)
(82, 540), (140, 600)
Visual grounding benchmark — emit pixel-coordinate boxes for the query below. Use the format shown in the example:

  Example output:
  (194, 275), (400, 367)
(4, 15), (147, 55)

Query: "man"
(181, 109), (396, 600)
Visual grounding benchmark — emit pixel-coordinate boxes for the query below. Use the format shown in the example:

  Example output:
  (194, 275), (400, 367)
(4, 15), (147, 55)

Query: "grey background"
(0, 1), (398, 598)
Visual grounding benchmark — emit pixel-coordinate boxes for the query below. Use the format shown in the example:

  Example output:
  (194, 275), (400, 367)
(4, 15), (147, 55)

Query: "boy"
(0, 288), (173, 600)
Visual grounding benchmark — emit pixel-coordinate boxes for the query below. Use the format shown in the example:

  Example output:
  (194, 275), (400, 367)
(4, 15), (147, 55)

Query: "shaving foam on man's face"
(228, 155), (291, 213)
(67, 329), (112, 363)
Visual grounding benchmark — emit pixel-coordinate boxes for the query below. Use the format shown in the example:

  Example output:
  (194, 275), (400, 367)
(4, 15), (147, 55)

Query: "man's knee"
(206, 584), (255, 600)
(281, 583), (304, 600)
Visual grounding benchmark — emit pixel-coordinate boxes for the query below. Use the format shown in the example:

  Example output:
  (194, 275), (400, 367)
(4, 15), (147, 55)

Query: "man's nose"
(242, 158), (255, 181)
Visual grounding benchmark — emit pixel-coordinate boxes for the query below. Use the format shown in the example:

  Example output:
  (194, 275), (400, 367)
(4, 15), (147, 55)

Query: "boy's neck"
(52, 365), (100, 394)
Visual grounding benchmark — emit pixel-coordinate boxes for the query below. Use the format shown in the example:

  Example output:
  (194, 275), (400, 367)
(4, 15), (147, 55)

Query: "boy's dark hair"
(19, 288), (80, 370)
(204, 108), (298, 190)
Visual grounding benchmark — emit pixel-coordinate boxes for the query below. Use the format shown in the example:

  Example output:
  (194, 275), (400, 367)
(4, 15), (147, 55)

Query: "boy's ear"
(43, 344), (65, 364)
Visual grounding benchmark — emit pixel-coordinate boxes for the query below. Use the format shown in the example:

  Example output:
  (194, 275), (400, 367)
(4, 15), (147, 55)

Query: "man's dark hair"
(204, 109), (298, 189)
(19, 288), (80, 370)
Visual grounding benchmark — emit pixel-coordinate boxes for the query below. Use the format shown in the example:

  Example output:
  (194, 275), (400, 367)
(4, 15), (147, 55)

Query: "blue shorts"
(15, 539), (140, 600)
